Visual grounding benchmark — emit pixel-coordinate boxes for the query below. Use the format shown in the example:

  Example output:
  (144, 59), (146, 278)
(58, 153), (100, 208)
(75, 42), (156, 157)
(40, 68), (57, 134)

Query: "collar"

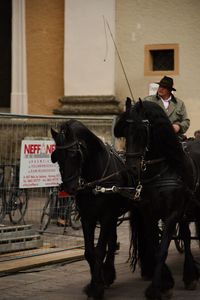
(160, 95), (171, 102)
(156, 93), (177, 103)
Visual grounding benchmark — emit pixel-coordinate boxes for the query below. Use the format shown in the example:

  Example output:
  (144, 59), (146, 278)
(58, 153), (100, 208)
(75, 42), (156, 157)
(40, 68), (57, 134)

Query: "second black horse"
(114, 98), (200, 299)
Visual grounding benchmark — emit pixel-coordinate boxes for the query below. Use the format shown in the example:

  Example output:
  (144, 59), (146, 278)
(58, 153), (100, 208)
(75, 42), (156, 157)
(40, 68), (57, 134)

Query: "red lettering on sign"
(46, 144), (55, 154)
(24, 144), (41, 154)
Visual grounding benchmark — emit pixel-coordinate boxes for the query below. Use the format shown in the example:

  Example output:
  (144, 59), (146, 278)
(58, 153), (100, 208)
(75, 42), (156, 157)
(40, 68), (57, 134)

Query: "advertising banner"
(19, 140), (61, 188)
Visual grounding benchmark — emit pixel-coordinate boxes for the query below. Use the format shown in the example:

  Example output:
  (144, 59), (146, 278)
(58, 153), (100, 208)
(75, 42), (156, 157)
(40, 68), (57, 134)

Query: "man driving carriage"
(143, 76), (190, 136)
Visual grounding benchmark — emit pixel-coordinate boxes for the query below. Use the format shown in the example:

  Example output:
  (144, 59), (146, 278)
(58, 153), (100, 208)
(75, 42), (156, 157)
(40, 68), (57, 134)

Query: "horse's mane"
(60, 119), (105, 151)
(133, 101), (186, 176)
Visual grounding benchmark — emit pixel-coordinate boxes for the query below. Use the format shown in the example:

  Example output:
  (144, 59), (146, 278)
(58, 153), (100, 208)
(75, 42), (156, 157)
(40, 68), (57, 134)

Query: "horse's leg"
(82, 216), (114, 299)
(103, 220), (118, 287)
(139, 218), (158, 280)
(129, 208), (157, 280)
(85, 215), (116, 299)
(81, 219), (99, 298)
(145, 211), (177, 300)
(179, 220), (199, 289)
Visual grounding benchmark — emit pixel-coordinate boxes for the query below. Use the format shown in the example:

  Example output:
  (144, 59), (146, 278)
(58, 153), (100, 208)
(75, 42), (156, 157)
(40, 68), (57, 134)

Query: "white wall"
(116, 0), (200, 137)
(65, 0), (115, 96)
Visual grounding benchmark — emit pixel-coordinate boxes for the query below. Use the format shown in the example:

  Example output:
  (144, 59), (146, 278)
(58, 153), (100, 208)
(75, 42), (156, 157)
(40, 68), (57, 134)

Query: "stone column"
(11, 0), (27, 114)
(54, 0), (121, 116)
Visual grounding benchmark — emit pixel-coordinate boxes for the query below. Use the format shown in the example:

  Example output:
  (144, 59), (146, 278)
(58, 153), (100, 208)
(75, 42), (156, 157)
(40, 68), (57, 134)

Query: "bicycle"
(0, 164), (29, 224)
(40, 186), (81, 234)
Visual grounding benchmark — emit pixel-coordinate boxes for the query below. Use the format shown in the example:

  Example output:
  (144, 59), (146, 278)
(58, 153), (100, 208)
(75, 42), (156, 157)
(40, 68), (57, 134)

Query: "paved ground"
(0, 221), (200, 300)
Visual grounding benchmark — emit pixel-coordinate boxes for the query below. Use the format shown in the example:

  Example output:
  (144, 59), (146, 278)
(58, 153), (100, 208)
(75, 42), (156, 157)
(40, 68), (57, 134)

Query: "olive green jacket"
(143, 94), (190, 134)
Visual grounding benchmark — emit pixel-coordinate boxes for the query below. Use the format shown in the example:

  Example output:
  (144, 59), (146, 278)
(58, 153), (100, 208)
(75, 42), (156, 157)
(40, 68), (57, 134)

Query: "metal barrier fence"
(0, 113), (115, 259)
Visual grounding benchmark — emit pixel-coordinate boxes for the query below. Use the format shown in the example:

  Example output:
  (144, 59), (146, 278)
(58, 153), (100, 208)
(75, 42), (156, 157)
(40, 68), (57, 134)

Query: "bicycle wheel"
(0, 190), (6, 223)
(69, 199), (81, 230)
(40, 190), (57, 232)
(9, 189), (28, 224)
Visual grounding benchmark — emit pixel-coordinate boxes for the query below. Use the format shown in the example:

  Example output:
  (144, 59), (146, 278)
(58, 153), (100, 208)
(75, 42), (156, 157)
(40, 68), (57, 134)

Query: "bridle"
(55, 136), (85, 186)
(125, 118), (151, 169)
(55, 135), (135, 193)
(55, 133), (119, 191)
(125, 117), (166, 199)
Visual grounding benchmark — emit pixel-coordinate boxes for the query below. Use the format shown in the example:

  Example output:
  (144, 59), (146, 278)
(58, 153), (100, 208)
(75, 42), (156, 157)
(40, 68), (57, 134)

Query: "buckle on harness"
(134, 183), (142, 200)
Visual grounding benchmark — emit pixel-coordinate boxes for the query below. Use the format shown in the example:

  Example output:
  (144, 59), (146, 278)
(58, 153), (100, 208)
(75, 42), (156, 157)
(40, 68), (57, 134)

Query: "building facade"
(0, 0), (200, 137)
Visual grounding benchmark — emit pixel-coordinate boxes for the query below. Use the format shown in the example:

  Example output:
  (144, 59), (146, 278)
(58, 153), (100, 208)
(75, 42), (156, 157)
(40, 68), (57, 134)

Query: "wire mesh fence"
(0, 113), (115, 259)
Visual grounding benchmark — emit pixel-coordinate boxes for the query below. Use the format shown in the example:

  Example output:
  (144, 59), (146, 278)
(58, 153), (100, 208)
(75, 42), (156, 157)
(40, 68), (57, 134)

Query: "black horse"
(51, 119), (134, 299)
(114, 98), (200, 299)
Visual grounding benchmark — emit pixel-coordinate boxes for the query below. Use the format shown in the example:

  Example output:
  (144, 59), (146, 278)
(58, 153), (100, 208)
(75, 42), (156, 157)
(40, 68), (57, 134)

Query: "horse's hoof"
(103, 264), (116, 287)
(142, 275), (153, 281)
(83, 283), (104, 299)
(145, 284), (162, 300)
(161, 288), (173, 299)
(83, 284), (93, 297)
(184, 280), (198, 290)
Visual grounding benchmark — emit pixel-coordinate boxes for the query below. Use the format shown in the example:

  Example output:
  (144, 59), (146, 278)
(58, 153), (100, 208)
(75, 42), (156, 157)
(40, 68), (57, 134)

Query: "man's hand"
(172, 123), (180, 133)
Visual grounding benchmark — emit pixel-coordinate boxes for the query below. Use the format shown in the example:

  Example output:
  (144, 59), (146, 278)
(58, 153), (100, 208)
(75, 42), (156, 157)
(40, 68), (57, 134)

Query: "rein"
(78, 144), (132, 190)
(80, 168), (125, 190)
(56, 141), (78, 150)
(56, 138), (133, 193)
(81, 153), (166, 200)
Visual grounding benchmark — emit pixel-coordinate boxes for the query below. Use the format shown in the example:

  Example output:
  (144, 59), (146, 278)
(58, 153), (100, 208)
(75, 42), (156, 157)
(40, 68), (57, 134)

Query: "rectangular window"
(144, 44), (179, 76)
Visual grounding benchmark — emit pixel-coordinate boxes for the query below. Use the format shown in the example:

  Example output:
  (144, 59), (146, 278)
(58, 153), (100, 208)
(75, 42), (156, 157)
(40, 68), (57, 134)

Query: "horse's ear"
(51, 150), (58, 163)
(51, 128), (58, 141)
(138, 98), (144, 109)
(125, 97), (132, 112)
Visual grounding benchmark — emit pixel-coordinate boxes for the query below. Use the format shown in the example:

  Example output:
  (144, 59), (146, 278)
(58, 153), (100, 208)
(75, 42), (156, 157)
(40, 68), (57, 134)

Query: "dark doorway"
(0, 0), (12, 108)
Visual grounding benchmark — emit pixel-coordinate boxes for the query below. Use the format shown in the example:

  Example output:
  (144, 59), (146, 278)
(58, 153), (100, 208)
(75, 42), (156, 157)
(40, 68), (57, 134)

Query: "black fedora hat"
(156, 76), (176, 91)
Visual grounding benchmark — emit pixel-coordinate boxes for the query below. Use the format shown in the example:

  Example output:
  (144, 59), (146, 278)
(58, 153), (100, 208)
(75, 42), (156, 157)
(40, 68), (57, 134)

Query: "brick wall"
(26, 0), (64, 115)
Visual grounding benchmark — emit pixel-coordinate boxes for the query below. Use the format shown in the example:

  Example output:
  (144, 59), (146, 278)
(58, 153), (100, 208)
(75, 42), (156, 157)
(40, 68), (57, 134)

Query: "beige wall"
(116, 0), (200, 137)
(24, 0), (200, 136)
(26, 0), (64, 115)
(65, 0), (115, 96)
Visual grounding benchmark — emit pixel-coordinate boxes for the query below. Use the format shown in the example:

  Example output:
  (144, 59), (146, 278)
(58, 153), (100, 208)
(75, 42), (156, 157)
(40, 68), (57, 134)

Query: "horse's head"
(115, 98), (182, 174)
(126, 99), (151, 165)
(114, 98), (151, 167)
(51, 123), (84, 194)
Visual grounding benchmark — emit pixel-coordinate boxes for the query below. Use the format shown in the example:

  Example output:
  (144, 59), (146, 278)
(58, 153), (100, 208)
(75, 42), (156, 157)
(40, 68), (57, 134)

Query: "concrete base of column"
(53, 95), (122, 115)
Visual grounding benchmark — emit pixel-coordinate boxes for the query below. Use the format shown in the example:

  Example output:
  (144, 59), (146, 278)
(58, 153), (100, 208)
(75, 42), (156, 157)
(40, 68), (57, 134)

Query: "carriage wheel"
(9, 189), (28, 225)
(174, 223), (184, 254)
(174, 238), (184, 253)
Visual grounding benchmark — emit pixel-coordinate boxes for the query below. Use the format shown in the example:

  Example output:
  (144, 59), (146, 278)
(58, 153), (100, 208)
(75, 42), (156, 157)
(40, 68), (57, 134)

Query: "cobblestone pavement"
(0, 221), (200, 300)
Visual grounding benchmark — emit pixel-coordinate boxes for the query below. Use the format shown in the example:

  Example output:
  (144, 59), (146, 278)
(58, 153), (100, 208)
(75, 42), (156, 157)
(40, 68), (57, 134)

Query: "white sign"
(19, 140), (61, 188)
(149, 83), (159, 95)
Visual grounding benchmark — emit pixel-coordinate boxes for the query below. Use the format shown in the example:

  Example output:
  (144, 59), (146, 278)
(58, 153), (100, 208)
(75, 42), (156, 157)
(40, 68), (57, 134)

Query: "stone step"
(0, 224), (43, 254)
(0, 224), (34, 238)
(0, 234), (43, 253)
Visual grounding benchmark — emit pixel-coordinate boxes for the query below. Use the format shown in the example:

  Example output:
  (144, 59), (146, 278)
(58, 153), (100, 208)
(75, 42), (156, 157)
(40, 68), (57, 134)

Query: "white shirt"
(160, 96), (172, 109)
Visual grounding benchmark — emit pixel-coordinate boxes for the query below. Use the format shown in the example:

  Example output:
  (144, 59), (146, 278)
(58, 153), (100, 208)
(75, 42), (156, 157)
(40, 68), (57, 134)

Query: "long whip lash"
(103, 16), (135, 103)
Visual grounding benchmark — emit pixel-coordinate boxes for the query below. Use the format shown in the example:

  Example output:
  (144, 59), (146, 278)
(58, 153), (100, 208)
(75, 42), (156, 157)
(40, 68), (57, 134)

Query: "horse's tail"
(128, 206), (140, 272)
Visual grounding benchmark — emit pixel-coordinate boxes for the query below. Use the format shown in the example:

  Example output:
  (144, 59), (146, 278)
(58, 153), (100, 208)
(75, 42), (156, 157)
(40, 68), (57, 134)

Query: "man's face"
(195, 132), (200, 139)
(157, 86), (171, 99)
